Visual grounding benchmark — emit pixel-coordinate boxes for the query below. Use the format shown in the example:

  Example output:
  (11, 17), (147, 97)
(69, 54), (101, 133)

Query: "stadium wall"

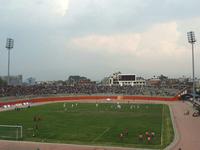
(0, 95), (178, 107)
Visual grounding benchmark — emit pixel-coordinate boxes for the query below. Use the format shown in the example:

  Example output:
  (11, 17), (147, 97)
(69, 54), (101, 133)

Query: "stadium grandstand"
(0, 84), (181, 98)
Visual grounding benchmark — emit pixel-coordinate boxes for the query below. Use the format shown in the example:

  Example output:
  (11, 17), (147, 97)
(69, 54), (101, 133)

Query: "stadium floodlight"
(6, 38), (14, 85)
(187, 31), (196, 102)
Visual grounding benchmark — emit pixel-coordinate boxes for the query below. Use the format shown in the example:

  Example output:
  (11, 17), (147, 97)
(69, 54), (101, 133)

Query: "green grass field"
(0, 102), (174, 149)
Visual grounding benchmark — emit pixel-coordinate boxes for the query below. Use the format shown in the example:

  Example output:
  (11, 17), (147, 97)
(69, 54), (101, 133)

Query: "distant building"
(108, 72), (146, 86)
(147, 78), (161, 87)
(1, 75), (23, 86)
(197, 79), (200, 87)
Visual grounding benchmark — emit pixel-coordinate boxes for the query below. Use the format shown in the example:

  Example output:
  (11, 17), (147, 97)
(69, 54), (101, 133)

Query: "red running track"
(0, 95), (178, 107)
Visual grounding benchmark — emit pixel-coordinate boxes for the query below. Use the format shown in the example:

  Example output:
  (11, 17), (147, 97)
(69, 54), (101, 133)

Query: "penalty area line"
(92, 127), (110, 143)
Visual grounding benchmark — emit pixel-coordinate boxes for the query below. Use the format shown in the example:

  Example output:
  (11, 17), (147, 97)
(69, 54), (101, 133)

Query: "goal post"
(0, 125), (23, 140)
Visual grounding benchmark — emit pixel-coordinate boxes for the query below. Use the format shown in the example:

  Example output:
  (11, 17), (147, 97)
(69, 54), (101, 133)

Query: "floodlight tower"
(187, 31), (196, 101)
(6, 38), (14, 85)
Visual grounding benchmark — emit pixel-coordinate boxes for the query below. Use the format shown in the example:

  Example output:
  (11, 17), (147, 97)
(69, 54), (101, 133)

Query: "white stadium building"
(108, 72), (146, 86)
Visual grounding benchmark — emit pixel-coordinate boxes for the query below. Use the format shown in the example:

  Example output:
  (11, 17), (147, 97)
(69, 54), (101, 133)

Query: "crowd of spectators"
(0, 84), (180, 98)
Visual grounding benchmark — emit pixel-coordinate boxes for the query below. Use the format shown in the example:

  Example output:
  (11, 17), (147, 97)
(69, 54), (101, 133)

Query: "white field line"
(164, 104), (179, 150)
(0, 136), (13, 138)
(161, 104), (164, 147)
(92, 127), (110, 143)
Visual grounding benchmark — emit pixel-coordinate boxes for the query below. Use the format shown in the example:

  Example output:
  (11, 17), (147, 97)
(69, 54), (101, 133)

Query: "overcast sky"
(0, 0), (200, 81)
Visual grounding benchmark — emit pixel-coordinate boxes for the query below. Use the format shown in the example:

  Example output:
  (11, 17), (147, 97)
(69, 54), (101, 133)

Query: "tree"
(0, 78), (7, 86)
(159, 74), (168, 81)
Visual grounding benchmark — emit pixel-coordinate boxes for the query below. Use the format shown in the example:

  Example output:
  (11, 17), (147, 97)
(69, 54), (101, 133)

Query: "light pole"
(6, 38), (14, 85)
(187, 31), (196, 101)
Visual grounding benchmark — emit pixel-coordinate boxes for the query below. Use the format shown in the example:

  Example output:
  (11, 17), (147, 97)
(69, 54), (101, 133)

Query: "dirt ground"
(0, 99), (200, 150)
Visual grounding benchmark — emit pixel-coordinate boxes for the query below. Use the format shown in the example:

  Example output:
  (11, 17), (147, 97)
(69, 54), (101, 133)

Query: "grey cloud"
(63, 0), (200, 37)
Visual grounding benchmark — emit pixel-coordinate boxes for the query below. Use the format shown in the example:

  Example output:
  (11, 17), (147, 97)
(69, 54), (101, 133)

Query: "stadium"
(1, 76), (200, 150)
(1, 1), (200, 150)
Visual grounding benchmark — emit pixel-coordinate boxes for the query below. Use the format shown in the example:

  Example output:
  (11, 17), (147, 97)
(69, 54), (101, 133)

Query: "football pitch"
(0, 102), (174, 149)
